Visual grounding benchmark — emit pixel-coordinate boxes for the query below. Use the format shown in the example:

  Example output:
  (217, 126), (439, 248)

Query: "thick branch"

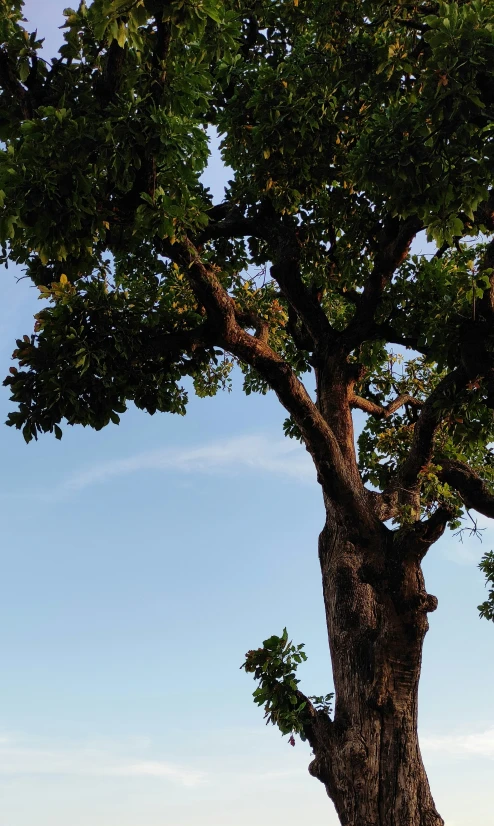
(235, 307), (269, 343)
(341, 216), (422, 353)
(288, 690), (335, 794)
(179, 204), (332, 350)
(389, 367), (467, 494)
(292, 689), (333, 754)
(438, 459), (494, 519)
(252, 204), (334, 348)
(240, 15), (260, 59)
(164, 237), (375, 525)
(459, 319), (494, 408)
(286, 304), (313, 352)
(405, 506), (453, 560)
(463, 188), (494, 320)
(165, 237), (237, 334)
(373, 326), (494, 518)
(371, 322), (431, 355)
(270, 252), (333, 348)
(145, 321), (215, 358)
(350, 393), (423, 418)
(367, 489), (399, 522)
(197, 209), (268, 244)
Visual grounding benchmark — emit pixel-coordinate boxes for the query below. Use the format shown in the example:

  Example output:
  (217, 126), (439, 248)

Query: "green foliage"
(478, 551), (494, 621)
(217, 0), (494, 243)
(1, 2), (494, 604)
(356, 243), (494, 525)
(4, 265), (225, 440)
(0, 0), (236, 280)
(242, 629), (333, 742)
(356, 345), (494, 526)
(381, 246), (494, 372)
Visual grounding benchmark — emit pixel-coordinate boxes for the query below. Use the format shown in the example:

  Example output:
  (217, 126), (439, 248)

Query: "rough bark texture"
(299, 360), (445, 826)
(310, 508), (443, 826)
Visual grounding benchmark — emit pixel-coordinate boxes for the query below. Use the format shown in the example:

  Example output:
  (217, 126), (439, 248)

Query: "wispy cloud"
(64, 433), (315, 492)
(108, 761), (205, 784)
(0, 736), (206, 786)
(422, 726), (494, 759)
(1, 724), (492, 799)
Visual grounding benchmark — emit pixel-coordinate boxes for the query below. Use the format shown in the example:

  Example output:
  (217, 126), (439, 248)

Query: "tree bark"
(310, 505), (443, 826)
(174, 233), (448, 825)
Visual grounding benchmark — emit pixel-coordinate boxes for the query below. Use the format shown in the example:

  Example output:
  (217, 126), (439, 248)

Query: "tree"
(1, 0), (494, 822)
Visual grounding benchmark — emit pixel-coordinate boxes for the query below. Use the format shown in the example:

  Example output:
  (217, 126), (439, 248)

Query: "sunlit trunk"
(311, 509), (443, 826)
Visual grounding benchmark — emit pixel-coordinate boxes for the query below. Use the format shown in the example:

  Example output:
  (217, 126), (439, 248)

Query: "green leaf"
(116, 21), (127, 48)
(18, 57), (30, 82)
(202, 2), (223, 24)
(22, 424), (32, 444)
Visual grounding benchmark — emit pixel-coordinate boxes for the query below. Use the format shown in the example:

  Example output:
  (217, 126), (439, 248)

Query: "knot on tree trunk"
(308, 754), (326, 781)
(424, 593), (438, 613)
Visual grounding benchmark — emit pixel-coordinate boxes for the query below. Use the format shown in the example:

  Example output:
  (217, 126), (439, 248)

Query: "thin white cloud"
(422, 726), (494, 759)
(109, 761), (205, 785)
(64, 433), (315, 492)
(0, 737), (206, 786)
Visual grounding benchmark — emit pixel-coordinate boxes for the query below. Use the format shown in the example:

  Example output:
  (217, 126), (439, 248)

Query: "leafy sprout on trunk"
(241, 628), (333, 744)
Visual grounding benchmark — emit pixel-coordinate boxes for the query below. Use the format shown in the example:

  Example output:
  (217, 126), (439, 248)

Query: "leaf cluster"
(242, 628), (333, 741)
(478, 550), (494, 621)
(3, 267), (224, 441)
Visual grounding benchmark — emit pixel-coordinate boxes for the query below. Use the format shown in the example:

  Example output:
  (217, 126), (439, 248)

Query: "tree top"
(1, 2), (494, 591)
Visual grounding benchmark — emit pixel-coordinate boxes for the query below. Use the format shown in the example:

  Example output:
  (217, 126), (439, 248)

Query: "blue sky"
(0, 3), (493, 825)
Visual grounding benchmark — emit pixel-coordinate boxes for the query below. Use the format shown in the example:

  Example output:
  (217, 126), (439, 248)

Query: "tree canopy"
(2, 0), (494, 609)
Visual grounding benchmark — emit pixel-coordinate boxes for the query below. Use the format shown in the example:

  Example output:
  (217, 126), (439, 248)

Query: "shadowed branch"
(350, 392), (423, 419)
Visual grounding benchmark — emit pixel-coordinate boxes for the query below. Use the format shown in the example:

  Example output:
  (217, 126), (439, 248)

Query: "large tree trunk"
(308, 504), (443, 826)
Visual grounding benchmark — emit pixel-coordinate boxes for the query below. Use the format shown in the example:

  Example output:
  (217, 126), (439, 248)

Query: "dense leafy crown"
(2, 0), (494, 617)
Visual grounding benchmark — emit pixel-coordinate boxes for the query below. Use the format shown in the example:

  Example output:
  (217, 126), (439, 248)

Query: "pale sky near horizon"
(0, 3), (493, 826)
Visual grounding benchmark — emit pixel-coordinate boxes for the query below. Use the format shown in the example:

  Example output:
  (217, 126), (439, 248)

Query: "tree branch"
(270, 249), (333, 348)
(372, 314), (494, 517)
(367, 489), (399, 522)
(200, 206), (334, 348)
(153, 15), (172, 79)
(350, 392), (423, 418)
(371, 322), (431, 356)
(459, 319), (494, 408)
(341, 216), (422, 353)
(163, 237), (375, 525)
(286, 304), (313, 352)
(197, 209), (268, 244)
(438, 459), (494, 519)
(409, 506), (453, 557)
(389, 367), (467, 494)
(475, 188), (494, 233)
(234, 307), (270, 343)
(145, 321), (216, 358)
